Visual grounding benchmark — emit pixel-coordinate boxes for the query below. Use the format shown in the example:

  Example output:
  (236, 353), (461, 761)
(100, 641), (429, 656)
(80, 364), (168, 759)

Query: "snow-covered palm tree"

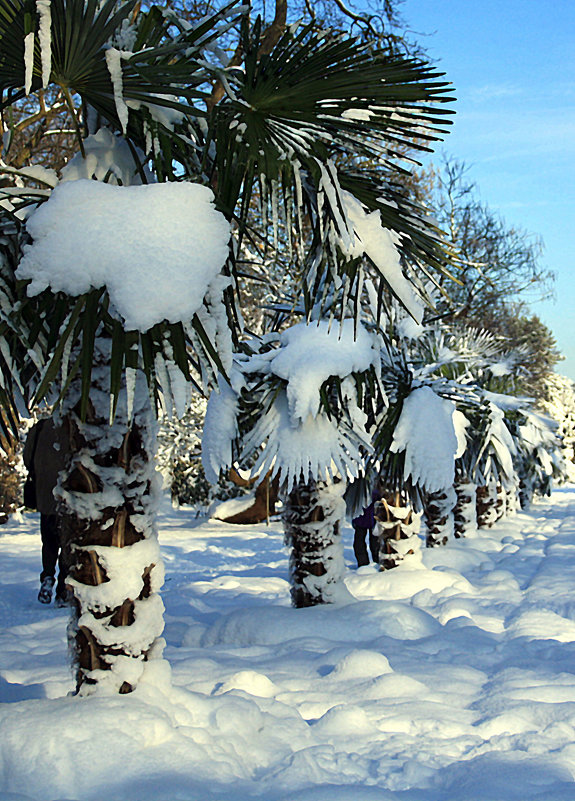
(203, 318), (383, 606)
(0, 0), (454, 687)
(347, 306), (474, 563)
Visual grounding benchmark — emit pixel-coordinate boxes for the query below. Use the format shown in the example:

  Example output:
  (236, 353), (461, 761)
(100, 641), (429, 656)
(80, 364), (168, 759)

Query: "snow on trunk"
(282, 477), (348, 608)
(505, 474), (521, 516)
(424, 486), (457, 548)
(56, 341), (164, 695)
(519, 475), (534, 510)
(453, 477), (477, 538)
(495, 484), (506, 520)
(374, 491), (419, 570)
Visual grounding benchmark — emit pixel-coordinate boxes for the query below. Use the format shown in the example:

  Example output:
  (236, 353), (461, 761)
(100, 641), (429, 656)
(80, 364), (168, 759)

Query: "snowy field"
(2, 487), (575, 801)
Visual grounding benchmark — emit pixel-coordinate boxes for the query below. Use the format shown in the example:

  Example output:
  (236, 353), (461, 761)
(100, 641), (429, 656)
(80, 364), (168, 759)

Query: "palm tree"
(0, 0), (454, 685)
(351, 309), (475, 563)
(203, 318), (382, 606)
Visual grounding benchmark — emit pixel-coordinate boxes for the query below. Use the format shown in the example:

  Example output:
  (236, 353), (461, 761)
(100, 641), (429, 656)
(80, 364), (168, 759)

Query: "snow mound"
(214, 669), (279, 698)
(327, 649), (393, 679)
(506, 609), (575, 642)
(312, 704), (377, 737)
(17, 180), (231, 332)
(201, 600), (440, 647)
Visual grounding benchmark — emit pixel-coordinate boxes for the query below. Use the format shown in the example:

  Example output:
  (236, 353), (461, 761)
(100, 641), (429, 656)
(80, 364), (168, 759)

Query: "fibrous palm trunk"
(476, 479), (500, 529)
(374, 491), (417, 570)
(519, 475), (534, 509)
(453, 476), (477, 538)
(505, 474), (521, 516)
(57, 351), (164, 695)
(282, 476), (346, 608)
(425, 487), (456, 547)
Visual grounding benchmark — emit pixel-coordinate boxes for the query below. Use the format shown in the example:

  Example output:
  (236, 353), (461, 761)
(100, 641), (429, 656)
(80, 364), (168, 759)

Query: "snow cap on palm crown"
(269, 319), (380, 422)
(390, 385), (468, 494)
(17, 178), (231, 332)
(203, 320), (380, 490)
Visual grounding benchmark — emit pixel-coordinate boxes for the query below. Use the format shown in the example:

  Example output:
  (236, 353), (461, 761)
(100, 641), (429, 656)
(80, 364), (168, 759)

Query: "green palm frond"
(230, 20), (452, 166)
(208, 20), (455, 322)
(0, 0), (458, 435)
(1, 0), (241, 139)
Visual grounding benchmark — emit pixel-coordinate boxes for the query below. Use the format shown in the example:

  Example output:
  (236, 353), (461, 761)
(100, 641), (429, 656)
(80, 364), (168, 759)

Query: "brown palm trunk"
(453, 476), (477, 538)
(57, 349), (164, 695)
(374, 491), (416, 570)
(476, 480), (500, 528)
(282, 476), (346, 607)
(425, 486), (456, 547)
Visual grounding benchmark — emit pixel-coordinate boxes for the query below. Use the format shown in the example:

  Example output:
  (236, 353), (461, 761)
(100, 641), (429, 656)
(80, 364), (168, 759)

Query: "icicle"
(293, 163), (305, 263)
(144, 121), (153, 156)
(317, 186), (325, 242)
(24, 32), (35, 95)
(60, 332), (73, 387)
(259, 173), (267, 236)
(154, 352), (174, 418)
(125, 366), (136, 422)
(105, 48), (131, 134)
(284, 182), (293, 261)
(271, 179), (279, 254)
(36, 0), (52, 88)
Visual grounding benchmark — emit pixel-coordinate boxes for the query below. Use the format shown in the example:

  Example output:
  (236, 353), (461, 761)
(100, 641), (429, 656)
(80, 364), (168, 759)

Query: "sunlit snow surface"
(2, 488), (575, 799)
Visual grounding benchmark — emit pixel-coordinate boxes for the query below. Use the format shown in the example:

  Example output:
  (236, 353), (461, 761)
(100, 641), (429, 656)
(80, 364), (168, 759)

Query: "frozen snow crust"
(17, 179), (231, 332)
(3, 487), (575, 799)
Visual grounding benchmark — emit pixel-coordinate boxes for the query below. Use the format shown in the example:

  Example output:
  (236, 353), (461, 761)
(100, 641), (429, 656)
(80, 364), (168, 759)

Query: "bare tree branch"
(206, 0), (288, 113)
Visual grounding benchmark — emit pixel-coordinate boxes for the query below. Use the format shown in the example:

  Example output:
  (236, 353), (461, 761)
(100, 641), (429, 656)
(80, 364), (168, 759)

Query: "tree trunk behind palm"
(282, 476), (346, 607)
(57, 348), (164, 695)
(221, 470), (280, 524)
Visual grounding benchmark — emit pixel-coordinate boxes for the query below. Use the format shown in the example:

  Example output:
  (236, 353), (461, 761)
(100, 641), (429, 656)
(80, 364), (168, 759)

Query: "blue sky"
(401, 0), (575, 380)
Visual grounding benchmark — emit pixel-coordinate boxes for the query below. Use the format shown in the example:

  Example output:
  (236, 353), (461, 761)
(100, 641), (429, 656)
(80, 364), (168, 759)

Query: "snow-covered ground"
(2, 487), (575, 801)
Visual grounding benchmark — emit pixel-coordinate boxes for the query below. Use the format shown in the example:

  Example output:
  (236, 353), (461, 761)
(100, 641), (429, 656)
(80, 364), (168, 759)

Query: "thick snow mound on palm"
(269, 319), (379, 422)
(17, 180), (231, 332)
(391, 385), (462, 493)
